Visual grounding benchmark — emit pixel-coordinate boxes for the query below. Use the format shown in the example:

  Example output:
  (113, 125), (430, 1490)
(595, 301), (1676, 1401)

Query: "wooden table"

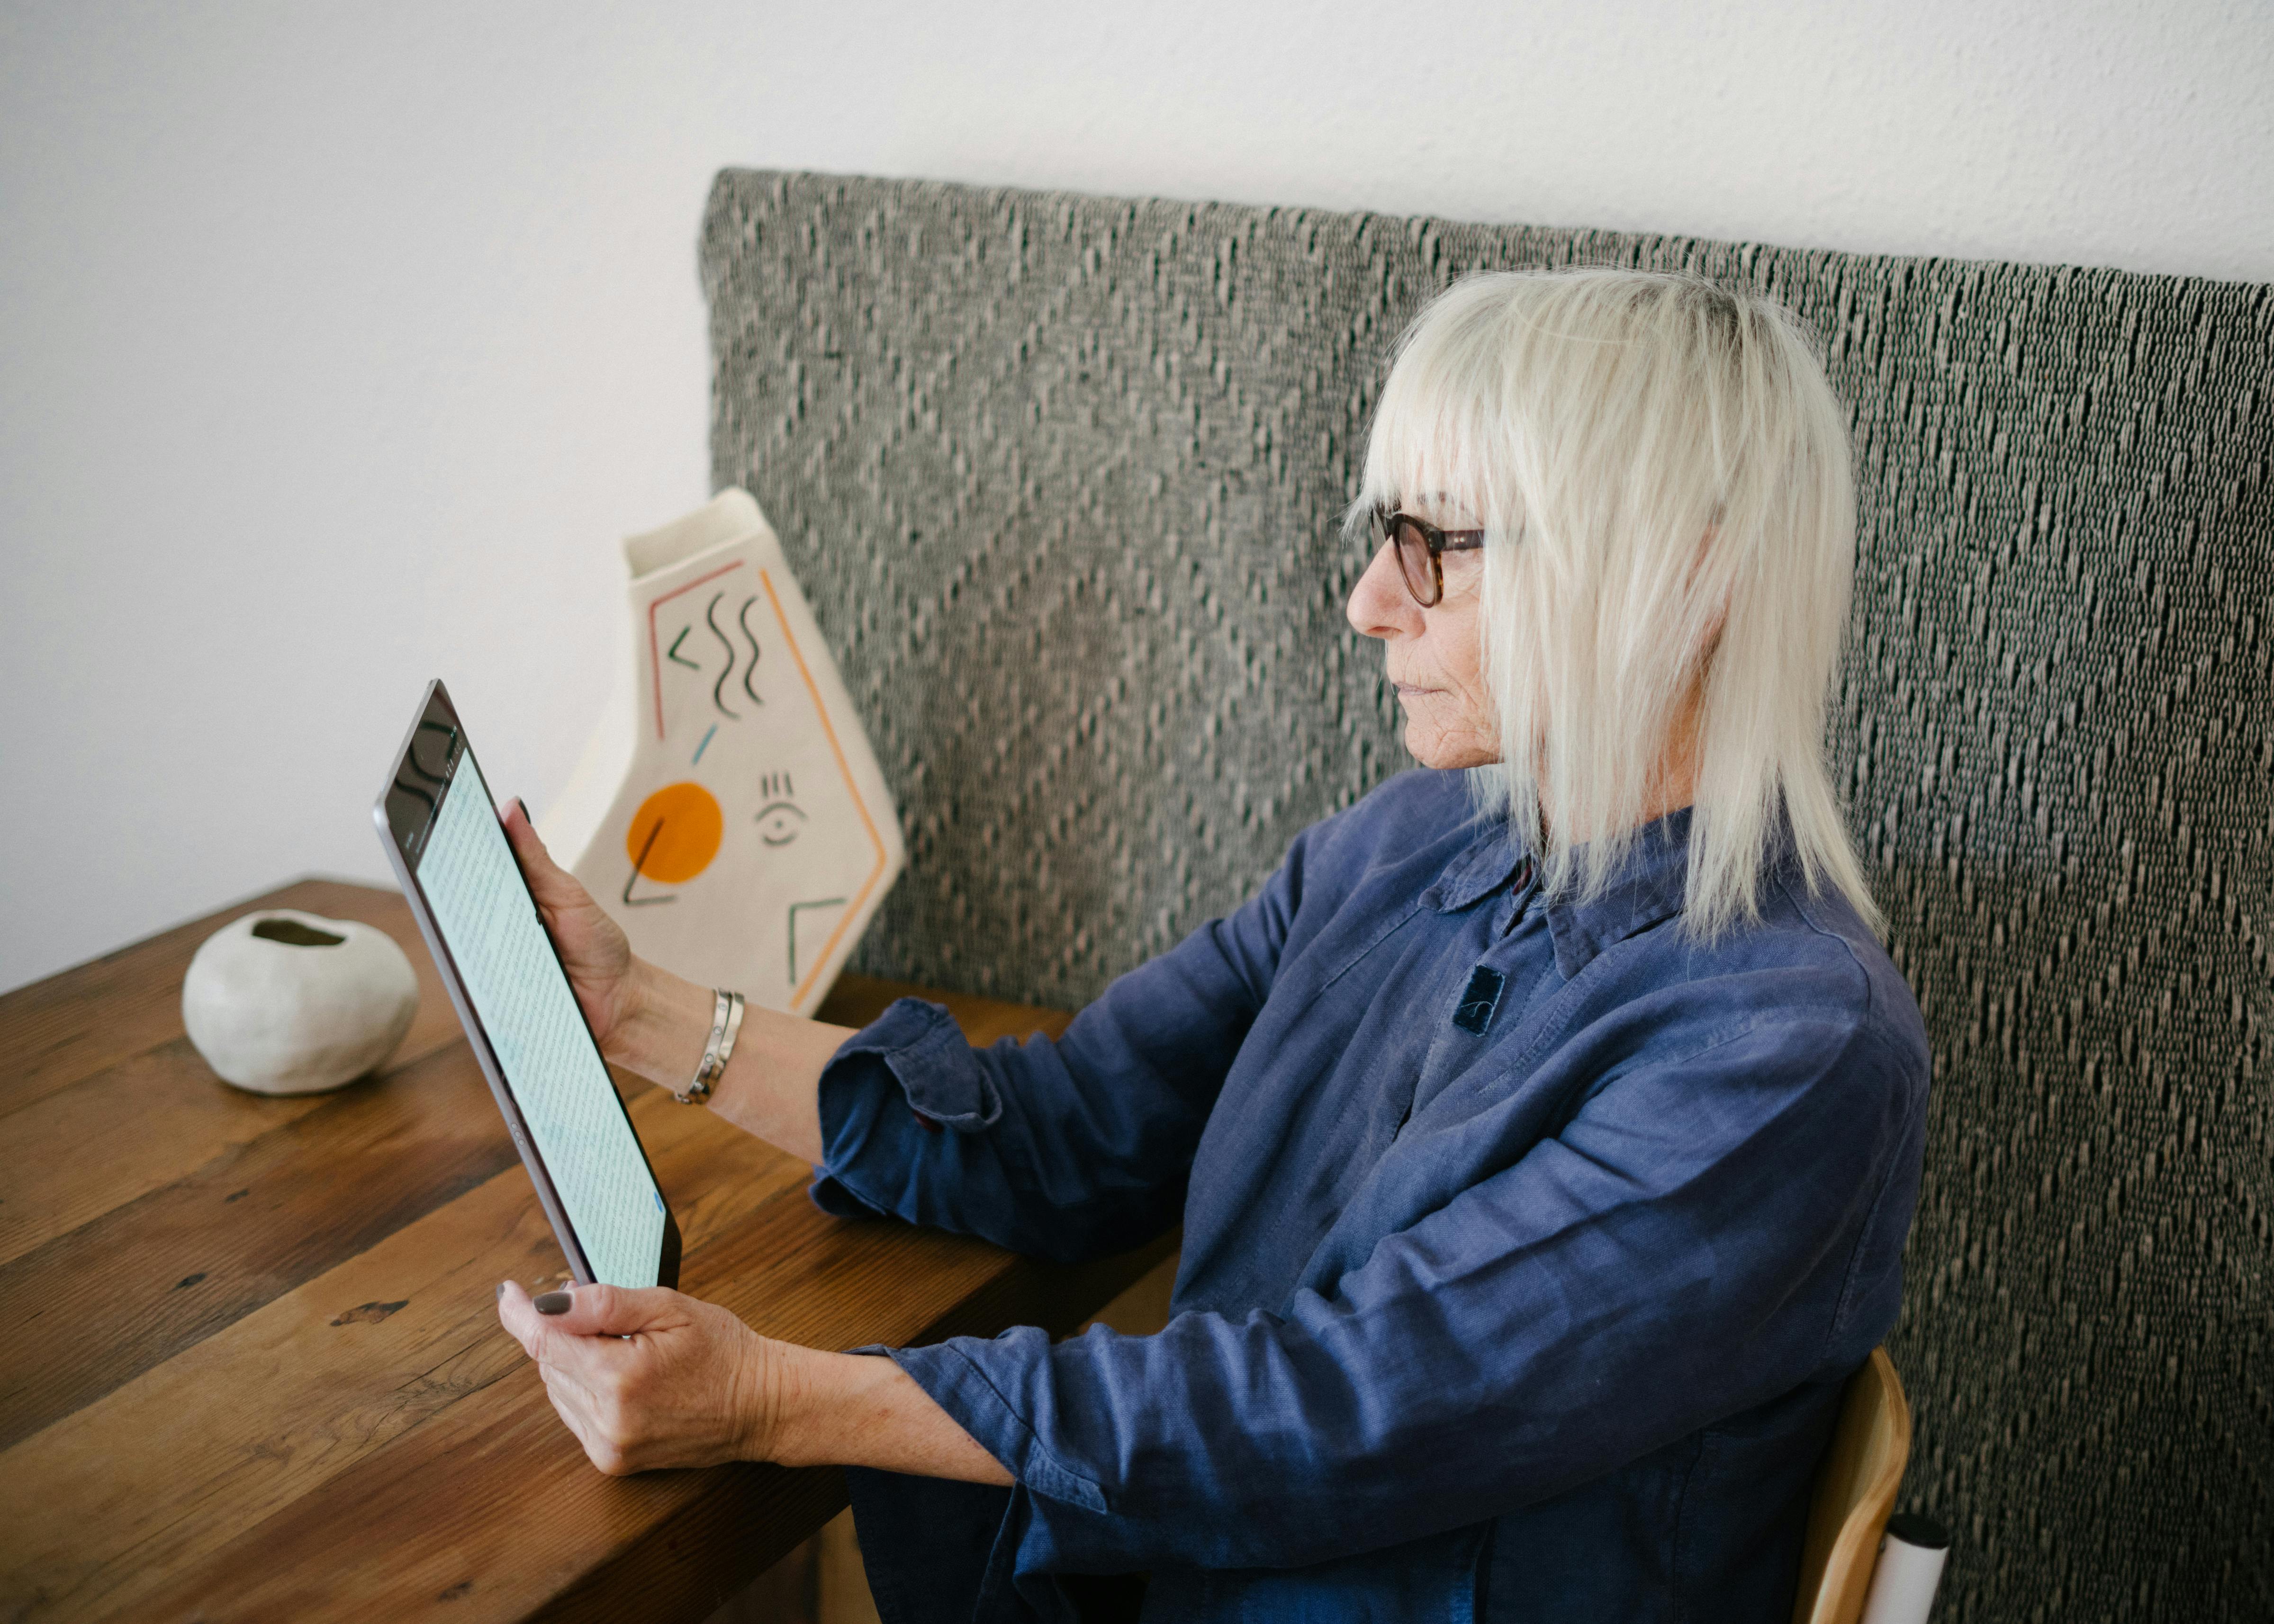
(0, 880), (1166, 1623)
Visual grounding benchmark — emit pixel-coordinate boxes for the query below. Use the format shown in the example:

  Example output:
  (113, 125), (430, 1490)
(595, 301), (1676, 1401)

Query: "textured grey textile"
(700, 170), (2272, 1620)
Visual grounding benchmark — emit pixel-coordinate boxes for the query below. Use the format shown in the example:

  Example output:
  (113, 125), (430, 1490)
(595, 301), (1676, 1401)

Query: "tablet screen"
(414, 745), (668, 1287)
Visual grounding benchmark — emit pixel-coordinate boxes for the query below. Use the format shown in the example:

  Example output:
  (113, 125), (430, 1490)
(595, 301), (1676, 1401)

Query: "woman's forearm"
(767, 1344), (1014, 1485)
(603, 959), (850, 1165)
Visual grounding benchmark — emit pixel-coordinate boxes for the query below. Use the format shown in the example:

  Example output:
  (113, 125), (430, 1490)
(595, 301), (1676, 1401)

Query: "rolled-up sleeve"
(808, 818), (1313, 1262)
(873, 1008), (1923, 1574)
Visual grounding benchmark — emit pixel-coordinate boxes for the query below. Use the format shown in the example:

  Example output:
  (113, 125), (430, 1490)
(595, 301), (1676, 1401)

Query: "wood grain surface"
(0, 880), (1165, 1624)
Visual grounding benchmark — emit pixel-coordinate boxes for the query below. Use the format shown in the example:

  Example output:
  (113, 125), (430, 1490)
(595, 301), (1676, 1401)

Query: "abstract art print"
(543, 490), (904, 1015)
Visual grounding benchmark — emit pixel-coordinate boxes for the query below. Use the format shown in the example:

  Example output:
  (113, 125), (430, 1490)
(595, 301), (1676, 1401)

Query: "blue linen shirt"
(810, 769), (1930, 1624)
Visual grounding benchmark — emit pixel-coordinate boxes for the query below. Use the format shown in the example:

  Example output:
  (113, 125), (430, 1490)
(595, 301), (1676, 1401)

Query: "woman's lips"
(1393, 683), (1440, 699)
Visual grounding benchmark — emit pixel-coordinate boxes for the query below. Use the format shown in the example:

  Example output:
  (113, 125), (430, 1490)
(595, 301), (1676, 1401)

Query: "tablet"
(373, 680), (681, 1289)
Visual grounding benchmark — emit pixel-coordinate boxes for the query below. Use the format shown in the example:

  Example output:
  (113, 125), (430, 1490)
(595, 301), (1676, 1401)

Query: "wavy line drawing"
(705, 593), (740, 719)
(644, 559), (743, 740)
(736, 595), (765, 706)
(667, 627), (701, 670)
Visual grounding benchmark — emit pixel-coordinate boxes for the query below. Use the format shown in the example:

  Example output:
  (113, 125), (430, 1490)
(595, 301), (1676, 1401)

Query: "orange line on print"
(758, 569), (889, 1009)
(646, 560), (746, 739)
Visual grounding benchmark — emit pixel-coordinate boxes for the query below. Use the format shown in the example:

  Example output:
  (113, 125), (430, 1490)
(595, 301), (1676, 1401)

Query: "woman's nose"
(1346, 541), (1420, 640)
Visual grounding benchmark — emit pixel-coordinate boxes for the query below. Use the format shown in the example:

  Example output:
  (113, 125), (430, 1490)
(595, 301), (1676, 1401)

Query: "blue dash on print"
(692, 723), (719, 765)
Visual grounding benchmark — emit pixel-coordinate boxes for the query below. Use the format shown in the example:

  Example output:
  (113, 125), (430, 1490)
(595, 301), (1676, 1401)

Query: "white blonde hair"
(1350, 267), (1881, 940)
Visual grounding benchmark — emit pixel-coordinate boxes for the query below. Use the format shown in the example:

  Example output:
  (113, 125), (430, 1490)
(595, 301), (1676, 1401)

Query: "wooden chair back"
(1792, 1347), (1913, 1624)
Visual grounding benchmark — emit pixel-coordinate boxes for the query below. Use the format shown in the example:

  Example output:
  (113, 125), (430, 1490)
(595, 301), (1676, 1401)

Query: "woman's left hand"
(497, 1280), (782, 1475)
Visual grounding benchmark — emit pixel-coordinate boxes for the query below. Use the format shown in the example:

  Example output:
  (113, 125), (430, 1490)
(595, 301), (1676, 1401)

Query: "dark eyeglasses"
(1371, 505), (1487, 608)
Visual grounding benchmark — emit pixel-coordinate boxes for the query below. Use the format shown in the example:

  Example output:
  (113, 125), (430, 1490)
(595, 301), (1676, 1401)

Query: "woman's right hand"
(502, 798), (644, 1057)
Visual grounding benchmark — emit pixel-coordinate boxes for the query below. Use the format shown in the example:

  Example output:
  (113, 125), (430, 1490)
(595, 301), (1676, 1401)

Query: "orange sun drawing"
(625, 781), (723, 883)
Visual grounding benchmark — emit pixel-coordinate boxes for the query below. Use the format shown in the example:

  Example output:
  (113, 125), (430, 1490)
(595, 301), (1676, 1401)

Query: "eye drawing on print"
(543, 491), (905, 1016)
(752, 773), (807, 848)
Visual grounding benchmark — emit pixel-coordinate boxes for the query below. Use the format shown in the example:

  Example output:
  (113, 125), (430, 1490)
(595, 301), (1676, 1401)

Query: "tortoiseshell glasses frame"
(1371, 505), (1488, 608)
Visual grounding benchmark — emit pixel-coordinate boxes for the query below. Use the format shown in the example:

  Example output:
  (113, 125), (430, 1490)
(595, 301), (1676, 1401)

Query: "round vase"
(181, 910), (419, 1095)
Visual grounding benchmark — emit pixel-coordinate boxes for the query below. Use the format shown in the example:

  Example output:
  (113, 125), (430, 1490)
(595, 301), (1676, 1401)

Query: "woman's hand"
(501, 793), (839, 1148)
(497, 1281), (783, 1474)
(497, 1281), (1014, 1485)
(500, 799), (643, 1056)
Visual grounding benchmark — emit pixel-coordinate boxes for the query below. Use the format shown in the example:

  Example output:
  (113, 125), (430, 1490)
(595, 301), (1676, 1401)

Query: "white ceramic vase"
(181, 910), (419, 1095)
(542, 489), (903, 1017)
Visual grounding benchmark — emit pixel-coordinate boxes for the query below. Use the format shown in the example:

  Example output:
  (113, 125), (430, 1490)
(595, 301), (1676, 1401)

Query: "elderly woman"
(497, 267), (1930, 1623)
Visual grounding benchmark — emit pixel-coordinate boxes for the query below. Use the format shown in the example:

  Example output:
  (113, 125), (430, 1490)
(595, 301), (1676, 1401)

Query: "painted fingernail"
(534, 1291), (572, 1315)
(496, 1281), (506, 1301)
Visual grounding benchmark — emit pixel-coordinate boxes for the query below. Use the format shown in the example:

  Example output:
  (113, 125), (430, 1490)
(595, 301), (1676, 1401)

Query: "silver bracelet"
(676, 988), (745, 1104)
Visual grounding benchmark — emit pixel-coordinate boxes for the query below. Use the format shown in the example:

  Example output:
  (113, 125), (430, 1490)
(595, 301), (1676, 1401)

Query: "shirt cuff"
(807, 996), (1002, 1219)
(882, 1333), (1112, 1514)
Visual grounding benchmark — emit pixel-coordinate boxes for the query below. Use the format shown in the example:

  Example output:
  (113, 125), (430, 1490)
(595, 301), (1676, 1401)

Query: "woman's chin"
(1401, 724), (1497, 772)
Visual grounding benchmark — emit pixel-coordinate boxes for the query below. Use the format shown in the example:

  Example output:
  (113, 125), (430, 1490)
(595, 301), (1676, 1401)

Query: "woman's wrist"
(752, 1343), (1011, 1485)
(602, 959), (712, 1085)
(597, 957), (839, 1159)
(752, 1341), (836, 1467)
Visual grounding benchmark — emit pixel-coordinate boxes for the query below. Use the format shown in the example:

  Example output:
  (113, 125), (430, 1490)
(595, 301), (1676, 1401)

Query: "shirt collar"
(1418, 824), (1534, 914)
(1422, 805), (1700, 980)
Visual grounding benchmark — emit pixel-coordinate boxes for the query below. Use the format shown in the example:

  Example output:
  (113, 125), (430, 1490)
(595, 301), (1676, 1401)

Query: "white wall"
(4, 0), (2269, 993)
